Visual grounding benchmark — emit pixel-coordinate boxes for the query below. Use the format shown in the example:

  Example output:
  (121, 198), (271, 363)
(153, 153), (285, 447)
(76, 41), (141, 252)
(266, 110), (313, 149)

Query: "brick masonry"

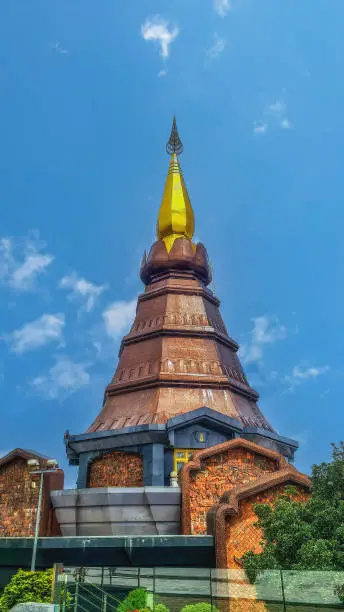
(226, 483), (310, 568)
(184, 443), (279, 535)
(0, 451), (64, 537)
(88, 450), (143, 487)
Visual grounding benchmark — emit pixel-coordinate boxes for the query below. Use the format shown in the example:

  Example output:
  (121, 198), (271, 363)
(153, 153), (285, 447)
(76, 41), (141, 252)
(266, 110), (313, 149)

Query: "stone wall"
(183, 443), (279, 535)
(88, 450), (143, 487)
(0, 454), (64, 537)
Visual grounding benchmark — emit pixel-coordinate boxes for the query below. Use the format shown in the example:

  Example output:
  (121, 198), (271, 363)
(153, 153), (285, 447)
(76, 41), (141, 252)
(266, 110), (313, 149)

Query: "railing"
(52, 566), (344, 611)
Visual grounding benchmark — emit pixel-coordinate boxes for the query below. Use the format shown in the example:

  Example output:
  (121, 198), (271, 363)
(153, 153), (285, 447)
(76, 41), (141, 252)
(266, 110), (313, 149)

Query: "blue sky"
(0, 0), (343, 485)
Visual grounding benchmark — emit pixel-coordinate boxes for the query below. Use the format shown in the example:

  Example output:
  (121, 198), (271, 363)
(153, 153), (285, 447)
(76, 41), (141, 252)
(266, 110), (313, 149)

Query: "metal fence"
(53, 566), (344, 611)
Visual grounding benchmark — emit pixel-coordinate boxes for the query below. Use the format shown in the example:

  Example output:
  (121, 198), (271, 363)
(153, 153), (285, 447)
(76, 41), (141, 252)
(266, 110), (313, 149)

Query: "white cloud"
(254, 97), (293, 134)
(141, 16), (179, 59)
(291, 364), (330, 380)
(240, 315), (287, 365)
(280, 118), (293, 130)
(214, 0), (232, 17)
(266, 99), (293, 130)
(284, 363), (330, 393)
(267, 100), (286, 117)
(30, 356), (90, 400)
(50, 42), (68, 55)
(59, 273), (107, 312)
(102, 299), (137, 339)
(9, 314), (65, 354)
(206, 33), (226, 61)
(254, 122), (268, 135)
(0, 234), (53, 291)
(158, 69), (167, 77)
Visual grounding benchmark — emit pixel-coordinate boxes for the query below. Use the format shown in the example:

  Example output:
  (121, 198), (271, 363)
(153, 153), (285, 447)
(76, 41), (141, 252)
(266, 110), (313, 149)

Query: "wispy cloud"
(240, 315), (288, 365)
(59, 273), (107, 313)
(291, 364), (330, 380)
(0, 234), (53, 291)
(206, 33), (226, 61)
(254, 97), (293, 135)
(50, 42), (68, 55)
(284, 363), (330, 393)
(280, 118), (293, 130)
(214, 0), (232, 17)
(102, 299), (137, 339)
(158, 69), (167, 78)
(9, 314), (65, 354)
(266, 100), (293, 129)
(253, 122), (268, 135)
(30, 355), (90, 400)
(141, 16), (179, 59)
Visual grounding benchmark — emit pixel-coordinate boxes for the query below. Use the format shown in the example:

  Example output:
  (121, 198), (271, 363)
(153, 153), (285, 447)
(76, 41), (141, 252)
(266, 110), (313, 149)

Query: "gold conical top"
(156, 118), (195, 252)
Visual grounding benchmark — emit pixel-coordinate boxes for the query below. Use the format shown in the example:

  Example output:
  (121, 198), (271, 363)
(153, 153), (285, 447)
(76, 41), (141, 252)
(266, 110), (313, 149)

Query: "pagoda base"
(51, 487), (181, 536)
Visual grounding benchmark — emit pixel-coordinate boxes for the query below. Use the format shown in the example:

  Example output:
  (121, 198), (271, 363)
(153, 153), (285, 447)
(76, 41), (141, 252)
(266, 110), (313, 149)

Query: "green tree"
(116, 588), (169, 612)
(243, 443), (344, 578)
(0, 569), (54, 611)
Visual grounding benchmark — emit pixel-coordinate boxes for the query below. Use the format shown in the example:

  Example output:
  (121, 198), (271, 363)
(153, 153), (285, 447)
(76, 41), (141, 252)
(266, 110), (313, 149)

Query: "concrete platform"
(51, 487), (181, 536)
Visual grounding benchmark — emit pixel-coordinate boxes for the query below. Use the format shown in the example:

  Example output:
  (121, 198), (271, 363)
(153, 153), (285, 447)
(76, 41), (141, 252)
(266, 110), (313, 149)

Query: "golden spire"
(156, 117), (195, 252)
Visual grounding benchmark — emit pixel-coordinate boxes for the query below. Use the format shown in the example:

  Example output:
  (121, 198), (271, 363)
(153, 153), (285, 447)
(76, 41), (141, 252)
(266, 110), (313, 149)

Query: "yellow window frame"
(173, 449), (194, 472)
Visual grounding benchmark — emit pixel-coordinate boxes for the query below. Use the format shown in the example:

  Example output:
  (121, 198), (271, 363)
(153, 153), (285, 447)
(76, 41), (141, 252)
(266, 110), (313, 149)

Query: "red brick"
(88, 451), (143, 487)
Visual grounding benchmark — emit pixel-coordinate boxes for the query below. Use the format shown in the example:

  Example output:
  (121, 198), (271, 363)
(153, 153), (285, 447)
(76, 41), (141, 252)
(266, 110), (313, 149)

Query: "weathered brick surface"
(226, 483), (310, 568)
(88, 451), (143, 487)
(0, 455), (63, 537)
(189, 448), (278, 534)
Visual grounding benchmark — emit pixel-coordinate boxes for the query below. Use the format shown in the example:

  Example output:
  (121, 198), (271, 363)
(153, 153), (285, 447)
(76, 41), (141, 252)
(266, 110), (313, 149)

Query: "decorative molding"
(119, 327), (240, 356)
(112, 358), (247, 387)
(105, 374), (259, 403)
(138, 284), (220, 307)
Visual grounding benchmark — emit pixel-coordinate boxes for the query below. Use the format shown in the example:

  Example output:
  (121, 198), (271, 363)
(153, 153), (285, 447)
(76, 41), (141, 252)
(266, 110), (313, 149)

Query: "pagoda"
(0, 119), (310, 573)
(58, 118), (299, 536)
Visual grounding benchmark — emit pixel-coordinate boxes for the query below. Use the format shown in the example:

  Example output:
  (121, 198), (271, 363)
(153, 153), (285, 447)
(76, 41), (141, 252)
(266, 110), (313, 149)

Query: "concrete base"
(51, 487), (181, 536)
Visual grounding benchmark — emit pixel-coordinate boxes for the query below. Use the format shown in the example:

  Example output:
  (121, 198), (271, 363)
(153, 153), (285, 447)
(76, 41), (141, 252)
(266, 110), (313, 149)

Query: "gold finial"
(157, 117), (195, 252)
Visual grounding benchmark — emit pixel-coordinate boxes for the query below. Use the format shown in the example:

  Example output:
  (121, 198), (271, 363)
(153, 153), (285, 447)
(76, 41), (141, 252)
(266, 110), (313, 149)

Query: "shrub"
(180, 603), (219, 612)
(0, 568), (54, 611)
(117, 589), (169, 612)
(154, 604), (169, 612)
(117, 589), (151, 612)
(334, 583), (344, 603)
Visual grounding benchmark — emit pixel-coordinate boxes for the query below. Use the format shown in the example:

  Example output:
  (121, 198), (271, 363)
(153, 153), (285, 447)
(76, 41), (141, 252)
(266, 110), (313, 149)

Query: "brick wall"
(0, 456), (63, 537)
(226, 483), (310, 568)
(88, 451), (143, 487)
(188, 447), (278, 535)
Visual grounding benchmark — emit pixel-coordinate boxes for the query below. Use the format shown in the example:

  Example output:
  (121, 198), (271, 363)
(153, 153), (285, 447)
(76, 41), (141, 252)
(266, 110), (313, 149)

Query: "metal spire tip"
(166, 116), (184, 156)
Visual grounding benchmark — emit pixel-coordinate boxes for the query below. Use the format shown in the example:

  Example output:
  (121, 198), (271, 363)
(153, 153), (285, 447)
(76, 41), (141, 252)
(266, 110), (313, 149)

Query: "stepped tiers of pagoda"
(64, 118), (298, 493)
(88, 235), (273, 435)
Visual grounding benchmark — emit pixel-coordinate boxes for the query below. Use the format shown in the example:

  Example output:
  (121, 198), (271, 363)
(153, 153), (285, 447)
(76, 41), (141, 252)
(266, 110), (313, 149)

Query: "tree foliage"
(117, 588), (169, 612)
(180, 604), (219, 612)
(0, 569), (54, 611)
(243, 442), (344, 578)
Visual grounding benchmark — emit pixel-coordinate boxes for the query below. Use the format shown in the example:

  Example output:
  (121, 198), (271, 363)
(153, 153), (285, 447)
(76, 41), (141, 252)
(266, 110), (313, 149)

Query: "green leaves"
(0, 569), (53, 612)
(116, 588), (169, 612)
(180, 604), (219, 612)
(243, 442), (344, 576)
